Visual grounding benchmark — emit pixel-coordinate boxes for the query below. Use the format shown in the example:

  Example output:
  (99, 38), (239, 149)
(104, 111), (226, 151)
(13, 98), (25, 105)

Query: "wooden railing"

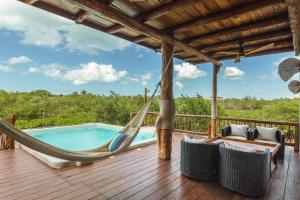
(132, 112), (299, 150)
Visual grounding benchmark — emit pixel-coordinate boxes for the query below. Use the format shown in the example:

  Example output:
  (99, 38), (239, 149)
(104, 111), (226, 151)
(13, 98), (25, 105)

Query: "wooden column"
(295, 124), (299, 152)
(210, 64), (221, 138)
(156, 40), (174, 160)
(0, 114), (16, 150)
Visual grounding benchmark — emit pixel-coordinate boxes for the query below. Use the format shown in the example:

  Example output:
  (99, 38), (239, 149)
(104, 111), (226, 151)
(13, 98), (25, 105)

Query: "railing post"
(0, 114), (16, 150)
(295, 124), (299, 152)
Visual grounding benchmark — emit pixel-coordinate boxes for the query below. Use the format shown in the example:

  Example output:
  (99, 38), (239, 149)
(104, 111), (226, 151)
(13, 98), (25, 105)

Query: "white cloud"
(7, 56), (32, 65)
(258, 75), (271, 80)
(63, 62), (127, 85)
(129, 72), (152, 86)
(28, 63), (63, 79)
(174, 63), (207, 80)
(0, 65), (15, 73)
(223, 67), (245, 80)
(0, 0), (130, 55)
(175, 81), (184, 90)
(140, 72), (152, 85)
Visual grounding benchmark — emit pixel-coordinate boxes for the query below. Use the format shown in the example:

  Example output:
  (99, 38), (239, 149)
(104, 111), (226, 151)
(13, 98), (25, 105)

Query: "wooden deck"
(0, 133), (299, 200)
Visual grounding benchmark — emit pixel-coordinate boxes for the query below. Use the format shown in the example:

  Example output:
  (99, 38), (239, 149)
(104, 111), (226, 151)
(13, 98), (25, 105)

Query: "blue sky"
(0, 0), (298, 99)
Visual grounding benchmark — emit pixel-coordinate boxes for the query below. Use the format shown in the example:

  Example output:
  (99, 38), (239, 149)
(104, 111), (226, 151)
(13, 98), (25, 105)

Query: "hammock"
(0, 84), (159, 162)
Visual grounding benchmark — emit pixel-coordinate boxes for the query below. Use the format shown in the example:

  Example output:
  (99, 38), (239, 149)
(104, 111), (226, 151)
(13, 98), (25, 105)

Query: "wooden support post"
(295, 124), (299, 152)
(144, 88), (149, 105)
(0, 114), (16, 150)
(210, 64), (220, 139)
(156, 40), (174, 160)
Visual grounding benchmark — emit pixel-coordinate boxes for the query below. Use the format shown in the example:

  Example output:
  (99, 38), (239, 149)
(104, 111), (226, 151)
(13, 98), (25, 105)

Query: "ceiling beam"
(135, 13), (289, 49)
(285, 0), (300, 55)
(185, 40), (292, 61)
(186, 14), (289, 44)
(170, 0), (284, 33)
(68, 0), (221, 65)
(107, 0), (199, 34)
(133, 0), (285, 44)
(173, 29), (292, 55)
(195, 46), (293, 64)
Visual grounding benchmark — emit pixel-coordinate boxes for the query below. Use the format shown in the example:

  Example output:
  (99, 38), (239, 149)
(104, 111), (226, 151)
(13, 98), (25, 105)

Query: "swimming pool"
(25, 123), (156, 151)
(21, 124), (156, 168)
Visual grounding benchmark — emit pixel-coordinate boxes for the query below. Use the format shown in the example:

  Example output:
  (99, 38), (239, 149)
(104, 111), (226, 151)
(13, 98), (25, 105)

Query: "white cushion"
(257, 126), (277, 142)
(224, 142), (256, 153)
(184, 135), (207, 144)
(230, 124), (249, 137)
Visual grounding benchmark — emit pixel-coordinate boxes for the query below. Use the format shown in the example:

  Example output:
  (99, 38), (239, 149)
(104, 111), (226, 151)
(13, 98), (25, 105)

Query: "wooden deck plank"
(0, 133), (298, 200)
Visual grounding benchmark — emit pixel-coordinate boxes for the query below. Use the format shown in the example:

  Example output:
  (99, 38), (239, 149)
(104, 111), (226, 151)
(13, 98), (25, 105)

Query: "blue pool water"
(25, 124), (156, 151)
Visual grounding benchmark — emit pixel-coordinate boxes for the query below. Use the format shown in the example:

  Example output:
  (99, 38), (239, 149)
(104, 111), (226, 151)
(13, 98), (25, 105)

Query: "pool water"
(25, 124), (156, 151)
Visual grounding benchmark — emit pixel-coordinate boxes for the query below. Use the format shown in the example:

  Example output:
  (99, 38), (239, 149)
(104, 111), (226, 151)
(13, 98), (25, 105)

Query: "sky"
(0, 0), (298, 99)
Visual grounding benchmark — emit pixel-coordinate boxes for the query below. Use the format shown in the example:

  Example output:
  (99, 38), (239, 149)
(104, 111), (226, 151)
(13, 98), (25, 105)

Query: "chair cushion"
(108, 133), (128, 152)
(224, 142), (256, 153)
(257, 126), (277, 142)
(230, 124), (249, 137)
(184, 135), (207, 144)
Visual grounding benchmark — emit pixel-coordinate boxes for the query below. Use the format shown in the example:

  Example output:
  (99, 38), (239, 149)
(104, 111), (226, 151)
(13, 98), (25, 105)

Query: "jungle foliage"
(0, 90), (298, 129)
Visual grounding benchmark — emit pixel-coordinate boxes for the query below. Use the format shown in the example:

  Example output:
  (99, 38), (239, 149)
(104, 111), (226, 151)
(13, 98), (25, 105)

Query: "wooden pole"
(144, 88), (149, 104)
(0, 114), (16, 150)
(295, 124), (299, 152)
(156, 40), (174, 160)
(210, 64), (220, 138)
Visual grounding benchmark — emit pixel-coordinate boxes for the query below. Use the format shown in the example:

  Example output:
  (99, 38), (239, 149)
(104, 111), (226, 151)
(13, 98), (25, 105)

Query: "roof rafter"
(186, 14), (288, 44)
(184, 40), (292, 61)
(133, 0), (285, 44)
(168, 0), (284, 33)
(173, 29), (291, 55)
(68, 0), (221, 65)
(107, 0), (200, 34)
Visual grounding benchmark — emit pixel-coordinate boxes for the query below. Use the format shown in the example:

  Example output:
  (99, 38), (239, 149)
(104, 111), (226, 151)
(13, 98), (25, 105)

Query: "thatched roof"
(21, 0), (300, 65)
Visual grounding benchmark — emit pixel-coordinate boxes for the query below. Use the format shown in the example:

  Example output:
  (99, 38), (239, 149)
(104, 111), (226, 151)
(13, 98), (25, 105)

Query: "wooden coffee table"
(210, 137), (281, 165)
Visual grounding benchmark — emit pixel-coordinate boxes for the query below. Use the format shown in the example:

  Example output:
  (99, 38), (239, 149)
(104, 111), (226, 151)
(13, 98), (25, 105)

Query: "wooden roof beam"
(186, 40), (292, 61)
(107, 0), (199, 34)
(195, 46), (293, 64)
(135, 0), (285, 43)
(174, 29), (292, 55)
(285, 0), (300, 55)
(69, 0), (221, 65)
(187, 14), (289, 44)
(167, 0), (284, 33)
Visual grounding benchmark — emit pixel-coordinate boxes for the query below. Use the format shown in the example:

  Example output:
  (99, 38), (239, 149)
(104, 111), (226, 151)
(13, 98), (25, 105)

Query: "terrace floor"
(0, 133), (299, 200)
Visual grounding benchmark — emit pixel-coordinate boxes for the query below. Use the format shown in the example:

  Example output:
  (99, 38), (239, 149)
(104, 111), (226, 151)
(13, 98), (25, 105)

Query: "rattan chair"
(219, 143), (271, 196)
(180, 139), (219, 181)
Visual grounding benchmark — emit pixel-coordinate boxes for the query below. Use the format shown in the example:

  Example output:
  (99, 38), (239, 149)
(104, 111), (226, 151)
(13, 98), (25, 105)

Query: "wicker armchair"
(180, 139), (219, 181)
(219, 144), (271, 196)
